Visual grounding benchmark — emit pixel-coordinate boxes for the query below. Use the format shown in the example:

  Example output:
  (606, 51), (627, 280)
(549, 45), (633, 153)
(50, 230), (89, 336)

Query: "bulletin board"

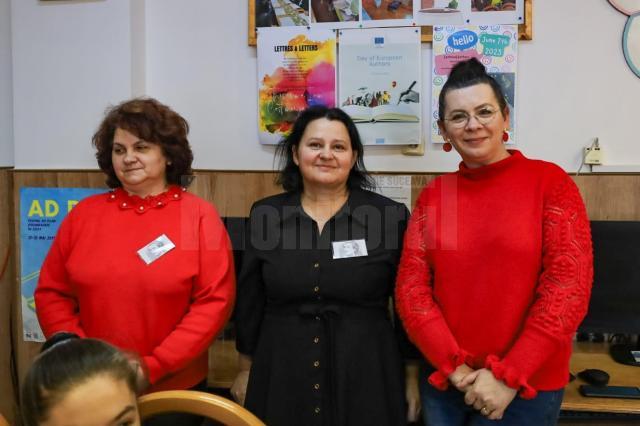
(248, 0), (533, 45)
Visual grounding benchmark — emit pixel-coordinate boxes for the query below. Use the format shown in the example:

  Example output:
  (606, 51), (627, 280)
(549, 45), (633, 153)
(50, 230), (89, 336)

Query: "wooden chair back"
(138, 390), (264, 426)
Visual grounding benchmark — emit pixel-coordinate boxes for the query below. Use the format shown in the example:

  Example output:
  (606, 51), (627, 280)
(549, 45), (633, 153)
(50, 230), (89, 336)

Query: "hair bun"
(448, 57), (487, 83)
(437, 58), (507, 120)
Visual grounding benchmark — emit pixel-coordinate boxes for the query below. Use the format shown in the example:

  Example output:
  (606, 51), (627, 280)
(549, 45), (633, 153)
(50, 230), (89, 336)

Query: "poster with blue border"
(20, 187), (106, 342)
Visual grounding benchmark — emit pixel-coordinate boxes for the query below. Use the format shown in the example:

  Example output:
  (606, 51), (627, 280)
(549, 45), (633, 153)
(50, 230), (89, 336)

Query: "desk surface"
(563, 342), (640, 413)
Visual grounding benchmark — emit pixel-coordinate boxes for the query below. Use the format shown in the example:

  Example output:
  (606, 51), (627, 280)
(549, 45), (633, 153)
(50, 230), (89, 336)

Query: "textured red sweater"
(396, 151), (593, 398)
(35, 186), (235, 392)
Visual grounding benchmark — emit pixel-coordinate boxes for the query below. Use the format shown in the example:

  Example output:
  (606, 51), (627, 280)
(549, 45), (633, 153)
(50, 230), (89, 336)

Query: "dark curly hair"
(21, 338), (138, 426)
(92, 97), (194, 188)
(438, 58), (509, 121)
(275, 106), (374, 192)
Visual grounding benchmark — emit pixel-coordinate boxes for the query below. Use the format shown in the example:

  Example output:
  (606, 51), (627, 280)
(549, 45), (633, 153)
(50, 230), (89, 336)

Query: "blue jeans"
(419, 370), (564, 426)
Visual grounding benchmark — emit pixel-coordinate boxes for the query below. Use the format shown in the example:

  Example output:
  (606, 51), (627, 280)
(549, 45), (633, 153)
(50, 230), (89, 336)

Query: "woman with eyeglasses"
(395, 58), (593, 425)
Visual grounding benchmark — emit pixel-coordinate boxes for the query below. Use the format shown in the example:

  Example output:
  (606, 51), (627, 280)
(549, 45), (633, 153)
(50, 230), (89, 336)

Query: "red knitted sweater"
(396, 151), (593, 398)
(35, 186), (236, 392)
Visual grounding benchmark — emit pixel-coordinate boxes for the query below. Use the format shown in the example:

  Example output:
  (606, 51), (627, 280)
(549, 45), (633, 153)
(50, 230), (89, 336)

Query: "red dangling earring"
(443, 142), (452, 152)
(502, 130), (509, 143)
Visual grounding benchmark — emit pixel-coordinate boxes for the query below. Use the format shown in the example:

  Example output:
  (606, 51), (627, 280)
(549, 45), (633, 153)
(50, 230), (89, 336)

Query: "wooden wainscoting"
(6, 170), (640, 404)
(574, 175), (640, 220)
(0, 168), (17, 424)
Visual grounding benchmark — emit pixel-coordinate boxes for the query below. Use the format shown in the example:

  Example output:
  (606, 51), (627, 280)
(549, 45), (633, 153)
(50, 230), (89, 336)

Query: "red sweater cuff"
(427, 350), (471, 390)
(485, 355), (537, 399)
(142, 355), (163, 385)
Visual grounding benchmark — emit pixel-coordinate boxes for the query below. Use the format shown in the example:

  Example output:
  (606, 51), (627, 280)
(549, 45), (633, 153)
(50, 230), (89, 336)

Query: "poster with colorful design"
(430, 25), (517, 145)
(338, 27), (421, 145)
(257, 27), (337, 145)
(20, 187), (106, 342)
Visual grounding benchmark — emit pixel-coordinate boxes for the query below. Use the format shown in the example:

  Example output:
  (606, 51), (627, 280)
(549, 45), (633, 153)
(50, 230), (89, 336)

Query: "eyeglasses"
(443, 107), (499, 129)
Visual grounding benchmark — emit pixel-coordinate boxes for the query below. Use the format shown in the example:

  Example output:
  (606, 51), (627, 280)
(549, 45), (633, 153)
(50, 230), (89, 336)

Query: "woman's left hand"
(405, 362), (422, 423)
(459, 368), (517, 420)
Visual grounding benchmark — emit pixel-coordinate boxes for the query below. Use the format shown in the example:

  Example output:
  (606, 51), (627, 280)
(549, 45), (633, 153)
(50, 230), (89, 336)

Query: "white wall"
(11, 0), (133, 168)
(0, 0), (13, 167)
(518, 0), (640, 169)
(10, 0), (640, 172)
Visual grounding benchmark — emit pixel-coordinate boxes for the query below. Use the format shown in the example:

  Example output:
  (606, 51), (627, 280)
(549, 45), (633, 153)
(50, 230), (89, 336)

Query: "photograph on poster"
(489, 72), (515, 122)
(362, 0), (413, 21)
(489, 72), (514, 109)
(341, 81), (419, 123)
(466, 0), (523, 24)
(420, 0), (461, 13)
(257, 27), (337, 145)
(256, 0), (310, 27)
(471, 0), (516, 12)
(414, 0), (523, 26)
(415, 0), (464, 25)
(249, 0), (532, 45)
(311, 0), (360, 23)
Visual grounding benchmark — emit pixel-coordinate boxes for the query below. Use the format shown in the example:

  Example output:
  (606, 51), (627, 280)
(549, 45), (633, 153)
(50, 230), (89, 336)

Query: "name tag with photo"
(137, 234), (175, 265)
(332, 239), (368, 259)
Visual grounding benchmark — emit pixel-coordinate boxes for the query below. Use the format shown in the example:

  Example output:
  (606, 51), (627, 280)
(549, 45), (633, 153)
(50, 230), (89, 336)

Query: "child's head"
(21, 337), (140, 426)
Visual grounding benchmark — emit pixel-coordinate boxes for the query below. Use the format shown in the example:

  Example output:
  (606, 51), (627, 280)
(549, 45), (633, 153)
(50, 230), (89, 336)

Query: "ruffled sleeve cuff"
(485, 355), (537, 399)
(427, 349), (472, 390)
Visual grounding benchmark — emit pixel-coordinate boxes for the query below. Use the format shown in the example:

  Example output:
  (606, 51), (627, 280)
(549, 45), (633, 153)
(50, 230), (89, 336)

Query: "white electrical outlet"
(584, 147), (603, 165)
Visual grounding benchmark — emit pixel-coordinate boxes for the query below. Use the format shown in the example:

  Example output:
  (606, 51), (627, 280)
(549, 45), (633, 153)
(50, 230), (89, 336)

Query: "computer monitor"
(579, 221), (640, 367)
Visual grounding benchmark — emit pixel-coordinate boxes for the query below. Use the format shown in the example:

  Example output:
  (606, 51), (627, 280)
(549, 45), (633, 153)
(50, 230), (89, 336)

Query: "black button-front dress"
(234, 189), (416, 426)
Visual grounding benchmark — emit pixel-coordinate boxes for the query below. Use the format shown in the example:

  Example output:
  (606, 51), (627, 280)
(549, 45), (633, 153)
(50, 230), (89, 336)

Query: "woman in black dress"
(231, 106), (420, 425)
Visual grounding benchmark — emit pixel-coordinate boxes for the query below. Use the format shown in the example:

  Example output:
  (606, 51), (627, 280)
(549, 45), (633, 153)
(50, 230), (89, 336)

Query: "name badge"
(332, 239), (368, 259)
(138, 234), (175, 265)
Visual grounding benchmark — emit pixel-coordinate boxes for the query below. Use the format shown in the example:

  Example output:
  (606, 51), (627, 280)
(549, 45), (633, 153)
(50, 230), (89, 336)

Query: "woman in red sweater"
(396, 58), (593, 425)
(35, 98), (236, 426)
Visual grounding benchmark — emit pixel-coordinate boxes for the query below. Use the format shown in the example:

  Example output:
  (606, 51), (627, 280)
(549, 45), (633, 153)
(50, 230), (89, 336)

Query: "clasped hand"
(449, 365), (517, 421)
